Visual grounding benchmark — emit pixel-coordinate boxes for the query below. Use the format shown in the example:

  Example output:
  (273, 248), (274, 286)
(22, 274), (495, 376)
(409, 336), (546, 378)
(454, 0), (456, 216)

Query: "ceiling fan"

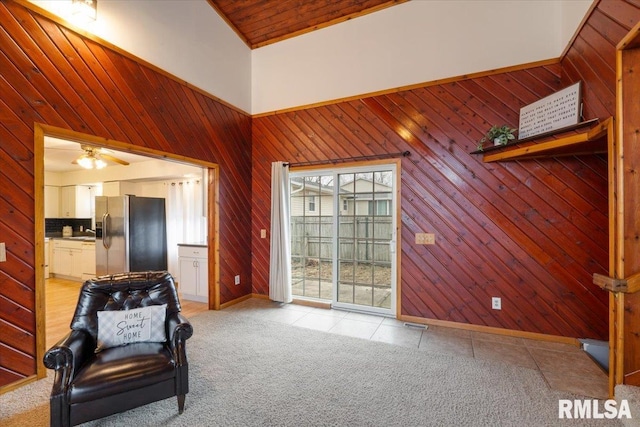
(73, 145), (130, 169)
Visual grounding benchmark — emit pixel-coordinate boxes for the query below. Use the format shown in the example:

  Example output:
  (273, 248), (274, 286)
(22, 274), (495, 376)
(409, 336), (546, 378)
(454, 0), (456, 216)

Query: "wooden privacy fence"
(291, 216), (392, 264)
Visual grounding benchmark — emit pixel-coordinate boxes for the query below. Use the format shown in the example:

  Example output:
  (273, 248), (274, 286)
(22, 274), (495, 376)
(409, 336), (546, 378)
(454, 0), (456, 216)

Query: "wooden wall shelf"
(471, 117), (612, 163)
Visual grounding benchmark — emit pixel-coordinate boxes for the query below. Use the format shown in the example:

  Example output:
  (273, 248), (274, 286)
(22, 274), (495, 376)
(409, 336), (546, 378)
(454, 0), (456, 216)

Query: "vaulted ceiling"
(207, 0), (407, 49)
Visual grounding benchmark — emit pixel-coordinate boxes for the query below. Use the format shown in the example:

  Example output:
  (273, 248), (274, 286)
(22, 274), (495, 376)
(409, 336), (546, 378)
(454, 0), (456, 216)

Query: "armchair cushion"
(69, 342), (175, 404)
(96, 304), (167, 352)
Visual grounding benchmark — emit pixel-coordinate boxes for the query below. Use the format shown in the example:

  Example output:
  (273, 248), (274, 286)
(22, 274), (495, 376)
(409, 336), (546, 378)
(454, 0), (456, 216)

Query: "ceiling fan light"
(77, 155), (94, 169)
(94, 158), (107, 169)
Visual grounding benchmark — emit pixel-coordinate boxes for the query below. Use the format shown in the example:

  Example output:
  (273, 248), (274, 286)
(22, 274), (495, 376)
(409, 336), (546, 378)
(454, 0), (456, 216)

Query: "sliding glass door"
(290, 164), (397, 316)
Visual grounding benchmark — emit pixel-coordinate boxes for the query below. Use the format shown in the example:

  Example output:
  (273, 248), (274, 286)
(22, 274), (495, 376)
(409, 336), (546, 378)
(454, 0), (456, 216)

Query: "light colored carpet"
(616, 385), (640, 427)
(1, 310), (623, 426)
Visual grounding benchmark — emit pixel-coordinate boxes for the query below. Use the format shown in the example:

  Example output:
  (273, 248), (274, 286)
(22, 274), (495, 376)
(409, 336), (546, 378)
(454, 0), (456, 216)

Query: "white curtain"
(166, 179), (206, 279)
(269, 161), (292, 303)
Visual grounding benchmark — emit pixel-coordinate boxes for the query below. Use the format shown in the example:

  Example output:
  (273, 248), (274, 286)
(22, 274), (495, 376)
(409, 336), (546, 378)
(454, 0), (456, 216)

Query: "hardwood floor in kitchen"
(45, 277), (209, 349)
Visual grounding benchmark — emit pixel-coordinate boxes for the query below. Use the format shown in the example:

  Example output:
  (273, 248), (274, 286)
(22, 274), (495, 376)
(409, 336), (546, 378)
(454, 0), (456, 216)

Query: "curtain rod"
(284, 151), (410, 167)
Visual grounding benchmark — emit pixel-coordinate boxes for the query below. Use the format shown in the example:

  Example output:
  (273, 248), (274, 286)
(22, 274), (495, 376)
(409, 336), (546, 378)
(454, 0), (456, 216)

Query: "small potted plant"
(477, 125), (517, 150)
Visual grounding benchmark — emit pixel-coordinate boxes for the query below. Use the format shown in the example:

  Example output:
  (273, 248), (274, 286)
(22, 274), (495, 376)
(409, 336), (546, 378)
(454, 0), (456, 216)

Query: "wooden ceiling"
(207, 0), (407, 49)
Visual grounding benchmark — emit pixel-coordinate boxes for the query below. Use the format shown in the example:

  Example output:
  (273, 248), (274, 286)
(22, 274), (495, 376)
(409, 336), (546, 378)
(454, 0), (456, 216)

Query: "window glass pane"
(354, 284), (373, 306)
(304, 218), (319, 238)
(338, 261), (355, 281)
(319, 237), (333, 259)
(373, 217), (392, 240)
(354, 263), (373, 286)
(373, 286), (391, 308)
(338, 238), (354, 261)
(339, 216), (353, 239)
(338, 282), (354, 304)
(373, 264), (390, 286)
(339, 173), (355, 193)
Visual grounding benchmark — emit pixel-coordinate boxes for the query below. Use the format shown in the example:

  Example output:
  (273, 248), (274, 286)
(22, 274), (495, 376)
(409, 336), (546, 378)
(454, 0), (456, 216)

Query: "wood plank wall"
(252, 0), (640, 341)
(561, 0), (640, 119)
(0, 0), (251, 388)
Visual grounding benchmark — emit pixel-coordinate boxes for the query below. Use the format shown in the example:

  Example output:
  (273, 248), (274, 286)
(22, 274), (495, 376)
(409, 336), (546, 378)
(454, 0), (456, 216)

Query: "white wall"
(28, 0), (591, 116)
(560, 0), (593, 48)
(29, 0), (252, 113)
(251, 0), (592, 114)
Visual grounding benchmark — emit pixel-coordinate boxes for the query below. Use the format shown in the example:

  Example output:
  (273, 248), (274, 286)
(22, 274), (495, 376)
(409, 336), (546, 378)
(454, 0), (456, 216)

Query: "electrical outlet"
(0, 242), (5, 262)
(492, 297), (501, 310)
(415, 233), (435, 245)
(234, 275), (240, 285)
(260, 229), (267, 239)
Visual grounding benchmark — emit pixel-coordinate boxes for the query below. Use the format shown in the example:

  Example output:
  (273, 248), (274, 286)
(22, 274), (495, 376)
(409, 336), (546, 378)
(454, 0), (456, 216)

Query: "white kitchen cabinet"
(81, 242), (96, 281)
(178, 245), (208, 303)
(59, 186), (74, 218)
(52, 240), (83, 279)
(52, 239), (95, 281)
(60, 185), (92, 218)
(44, 239), (50, 278)
(44, 186), (60, 218)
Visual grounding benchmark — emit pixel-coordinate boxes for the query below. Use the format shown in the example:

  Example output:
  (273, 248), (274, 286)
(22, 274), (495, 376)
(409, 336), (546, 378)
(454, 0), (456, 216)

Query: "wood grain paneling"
(617, 23), (640, 383)
(560, 0), (640, 118)
(208, 0), (405, 48)
(252, 1), (640, 340)
(0, 0), (251, 388)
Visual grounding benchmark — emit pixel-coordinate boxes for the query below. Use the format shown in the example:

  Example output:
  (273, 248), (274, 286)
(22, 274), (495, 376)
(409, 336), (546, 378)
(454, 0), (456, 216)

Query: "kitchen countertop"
(51, 236), (96, 242)
(178, 242), (207, 248)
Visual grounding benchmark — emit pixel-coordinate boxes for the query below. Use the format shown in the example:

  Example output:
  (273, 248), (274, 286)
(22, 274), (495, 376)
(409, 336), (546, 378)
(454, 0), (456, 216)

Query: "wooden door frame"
(34, 123), (220, 378)
(608, 21), (640, 396)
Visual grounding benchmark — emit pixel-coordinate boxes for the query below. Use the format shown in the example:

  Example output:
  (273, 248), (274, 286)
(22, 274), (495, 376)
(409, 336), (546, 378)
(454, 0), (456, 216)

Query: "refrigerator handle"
(103, 213), (111, 249)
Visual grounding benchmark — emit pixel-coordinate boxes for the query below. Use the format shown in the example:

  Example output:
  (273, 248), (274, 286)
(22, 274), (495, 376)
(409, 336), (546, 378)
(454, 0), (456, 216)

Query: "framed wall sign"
(518, 82), (582, 139)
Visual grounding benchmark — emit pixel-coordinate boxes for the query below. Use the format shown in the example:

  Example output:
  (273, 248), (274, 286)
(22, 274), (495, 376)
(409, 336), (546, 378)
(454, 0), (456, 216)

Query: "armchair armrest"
(167, 312), (192, 398)
(43, 330), (95, 397)
(167, 313), (193, 363)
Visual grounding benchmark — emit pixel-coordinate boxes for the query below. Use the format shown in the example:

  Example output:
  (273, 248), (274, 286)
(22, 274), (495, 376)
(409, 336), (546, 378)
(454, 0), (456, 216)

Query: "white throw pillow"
(96, 304), (167, 352)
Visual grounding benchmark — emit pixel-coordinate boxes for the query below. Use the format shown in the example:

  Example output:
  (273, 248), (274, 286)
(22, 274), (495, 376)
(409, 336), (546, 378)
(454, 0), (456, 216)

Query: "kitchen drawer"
(178, 245), (207, 258)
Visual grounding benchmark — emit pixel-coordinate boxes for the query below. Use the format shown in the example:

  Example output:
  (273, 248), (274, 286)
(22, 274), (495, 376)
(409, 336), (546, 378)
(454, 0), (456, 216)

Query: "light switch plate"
(260, 229), (267, 239)
(415, 233), (435, 245)
(0, 242), (6, 262)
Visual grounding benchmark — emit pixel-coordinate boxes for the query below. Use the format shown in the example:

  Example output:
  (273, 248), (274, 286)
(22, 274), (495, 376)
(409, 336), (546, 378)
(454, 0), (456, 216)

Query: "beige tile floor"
(226, 298), (609, 399)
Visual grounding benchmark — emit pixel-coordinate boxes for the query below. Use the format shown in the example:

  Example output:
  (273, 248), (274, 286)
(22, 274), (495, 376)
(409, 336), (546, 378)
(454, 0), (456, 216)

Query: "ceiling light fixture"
(72, 0), (97, 22)
(77, 152), (106, 169)
(72, 145), (130, 169)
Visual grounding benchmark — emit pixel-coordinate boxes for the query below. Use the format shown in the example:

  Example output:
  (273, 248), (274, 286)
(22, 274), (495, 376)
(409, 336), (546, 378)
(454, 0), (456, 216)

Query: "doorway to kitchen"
(290, 163), (399, 316)
(34, 124), (219, 369)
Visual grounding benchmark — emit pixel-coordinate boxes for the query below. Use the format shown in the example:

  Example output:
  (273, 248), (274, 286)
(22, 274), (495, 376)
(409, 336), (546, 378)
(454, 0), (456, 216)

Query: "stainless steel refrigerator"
(95, 195), (168, 275)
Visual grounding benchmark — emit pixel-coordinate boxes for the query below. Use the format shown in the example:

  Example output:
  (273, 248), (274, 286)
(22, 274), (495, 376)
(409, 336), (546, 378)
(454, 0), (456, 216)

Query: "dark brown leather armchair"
(43, 271), (193, 427)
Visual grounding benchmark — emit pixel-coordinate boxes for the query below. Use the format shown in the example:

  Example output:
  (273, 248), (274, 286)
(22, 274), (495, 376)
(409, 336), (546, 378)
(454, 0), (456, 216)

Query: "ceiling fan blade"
(101, 153), (130, 166)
